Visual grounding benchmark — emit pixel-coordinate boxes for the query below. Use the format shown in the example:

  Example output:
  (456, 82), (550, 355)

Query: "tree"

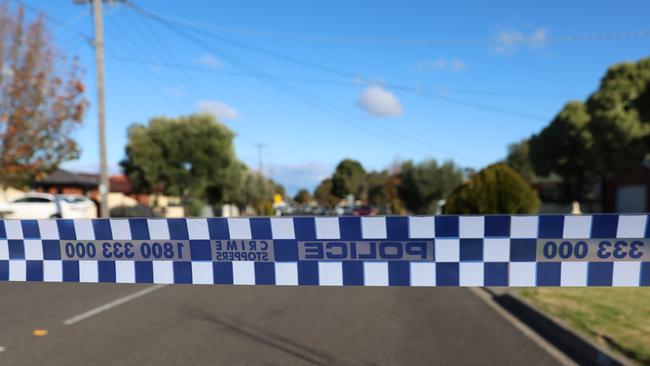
(294, 189), (311, 205)
(586, 58), (650, 174)
(529, 101), (595, 203)
(445, 163), (539, 214)
(206, 159), (246, 205)
(121, 114), (238, 203)
(397, 159), (463, 214)
(239, 172), (276, 215)
(331, 159), (366, 199)
(506, 139), (534, 182)
(314, 178), (338, 207)
(367, 170), (403, 214)
(0, 4), (87, 188)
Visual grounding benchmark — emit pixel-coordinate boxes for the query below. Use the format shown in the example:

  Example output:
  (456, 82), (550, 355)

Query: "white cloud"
(415, 58), (466, 72)
(431, 59), (448, 70)
(356, 85), (403, 118)
(267, 162), (332, 195)
(196, 54), (224, 69)
(197, 100), (238, 120)
(164, 86), (186, 98)
(493, 28), (548, 54)
(450, 59), (467, 70)
(529, 28), (549, 47)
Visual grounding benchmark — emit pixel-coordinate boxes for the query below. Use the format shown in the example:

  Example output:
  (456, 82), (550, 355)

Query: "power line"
(113, 8), (650, 46)
(44, 0), (190, 115)
(108, 12), (197, 103)
(125, 1), (481, 164)
(52, 6), (90, 43)
(107, 56), (576, 99)
(120, 9), (209, 101)
(11, 0), (94, 43)
(15, 0), (560, 121)
(103, 15), (187, 113)
(125, 2), (548, 122)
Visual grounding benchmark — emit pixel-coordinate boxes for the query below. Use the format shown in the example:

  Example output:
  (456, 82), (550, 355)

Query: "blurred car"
(59, 194), (98, 219)
(0, 192), (97, 219)
(352, 205), (378, 216)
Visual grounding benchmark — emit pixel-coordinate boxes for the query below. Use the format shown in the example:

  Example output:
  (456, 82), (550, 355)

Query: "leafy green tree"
(397, 160), (463, 214)
(445, 163), (539, 214)
(529, 101), (595, 202)
(586, 58), (650, 174)
(367, 171), (403, 214)
(314, 178), (338, 207)
(121, 114), (238, 203)
(506, 139), (534, 182)
(220, 167), (280, 215)
(294, 189), (311, 205)
(242, 172), (276, 214)
(331, 159), (366, 199)
(206, 160), (245, 204)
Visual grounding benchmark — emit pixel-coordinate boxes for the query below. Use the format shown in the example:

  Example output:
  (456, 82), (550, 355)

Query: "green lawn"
(519, 288), (650, 365)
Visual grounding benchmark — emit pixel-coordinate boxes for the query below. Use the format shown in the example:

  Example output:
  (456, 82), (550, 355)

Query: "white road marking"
(62, 285), (167, 326)
(0, 346), (5, 352)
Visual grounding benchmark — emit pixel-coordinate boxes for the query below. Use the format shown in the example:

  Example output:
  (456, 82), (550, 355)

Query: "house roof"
(36, 169), (99, 188)
(109, 175), (133, 193)
(35, 170), (141, 194)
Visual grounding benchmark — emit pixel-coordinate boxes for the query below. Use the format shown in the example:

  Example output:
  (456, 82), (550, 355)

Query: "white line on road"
(63, 285), (167, 326)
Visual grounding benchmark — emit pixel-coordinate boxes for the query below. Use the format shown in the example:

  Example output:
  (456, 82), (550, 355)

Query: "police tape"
(0, 214), (648, 287)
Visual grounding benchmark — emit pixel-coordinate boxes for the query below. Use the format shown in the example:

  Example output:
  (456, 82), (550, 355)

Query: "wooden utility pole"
(77, 0), (110, 217)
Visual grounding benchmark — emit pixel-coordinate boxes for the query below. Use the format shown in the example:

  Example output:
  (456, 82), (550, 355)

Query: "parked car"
(0, 192), (97, 219)
(352, 205), (378, 216)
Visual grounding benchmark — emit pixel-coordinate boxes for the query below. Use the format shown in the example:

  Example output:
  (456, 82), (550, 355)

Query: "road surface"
(0, 283), (561, 365)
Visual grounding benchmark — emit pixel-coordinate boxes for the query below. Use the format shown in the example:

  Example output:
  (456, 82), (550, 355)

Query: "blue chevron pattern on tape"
(0, 215), (648, 286)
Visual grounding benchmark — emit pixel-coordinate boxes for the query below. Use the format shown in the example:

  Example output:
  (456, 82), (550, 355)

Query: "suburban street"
(0, 283), (562, 365)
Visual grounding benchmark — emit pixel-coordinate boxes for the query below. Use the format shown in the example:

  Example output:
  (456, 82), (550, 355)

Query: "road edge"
(469, 288), (576, 365)
(482, 288), (634, 366)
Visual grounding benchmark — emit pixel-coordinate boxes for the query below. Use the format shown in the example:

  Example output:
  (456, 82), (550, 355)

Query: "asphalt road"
(0, 283), (562, 365)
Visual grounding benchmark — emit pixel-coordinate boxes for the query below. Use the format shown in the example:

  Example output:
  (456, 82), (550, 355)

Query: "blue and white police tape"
(0, 215), (648, 287)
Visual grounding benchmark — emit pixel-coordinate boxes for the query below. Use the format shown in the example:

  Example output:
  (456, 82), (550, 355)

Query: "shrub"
(185, 197), (205, 217)
(445, 163), (539, 214)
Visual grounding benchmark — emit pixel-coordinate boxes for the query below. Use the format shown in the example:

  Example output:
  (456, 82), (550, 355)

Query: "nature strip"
(0, 215), (648, 286)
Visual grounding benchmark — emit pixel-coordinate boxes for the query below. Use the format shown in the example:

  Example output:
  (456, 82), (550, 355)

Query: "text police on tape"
(298, 241), (434, 261)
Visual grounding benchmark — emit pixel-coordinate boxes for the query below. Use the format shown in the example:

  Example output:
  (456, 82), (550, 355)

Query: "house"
(33, 169), (152, 216)
(603, 162), (650, 213)
(35, 169), (99, 196)
(33, 169), (239, 217)
(532, 162), (650, 214)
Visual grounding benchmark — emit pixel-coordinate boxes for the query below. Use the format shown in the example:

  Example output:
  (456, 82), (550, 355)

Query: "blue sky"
(16, 0), (650, 194)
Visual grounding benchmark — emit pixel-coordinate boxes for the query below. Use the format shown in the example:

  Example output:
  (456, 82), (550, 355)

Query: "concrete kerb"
(483, 287), (634, 366)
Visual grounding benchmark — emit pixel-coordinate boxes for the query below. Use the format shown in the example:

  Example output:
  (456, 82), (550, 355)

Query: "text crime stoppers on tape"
(0, 214), (649, 287)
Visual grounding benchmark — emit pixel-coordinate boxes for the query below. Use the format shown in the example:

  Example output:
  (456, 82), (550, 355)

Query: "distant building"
(32, 169), (241, 217)
(532, 162), (650, 214)
(603, 162), (650, 213)
(34, 169), (151, 216)
(34, 169), (99, 196)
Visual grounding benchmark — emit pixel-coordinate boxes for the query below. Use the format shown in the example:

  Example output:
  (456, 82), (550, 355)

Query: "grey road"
(0, 283), (561, 365)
